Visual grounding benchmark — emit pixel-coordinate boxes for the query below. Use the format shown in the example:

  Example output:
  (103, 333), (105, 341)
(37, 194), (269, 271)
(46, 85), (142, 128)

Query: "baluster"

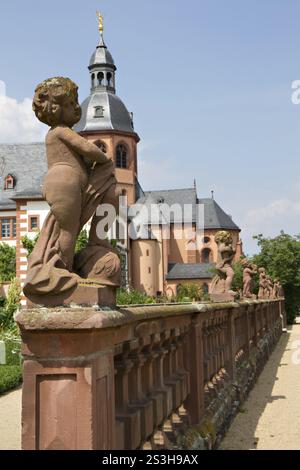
(114, 343), (141, 450)
(128, 342), (153, 446)
(153, 332), (173, 419)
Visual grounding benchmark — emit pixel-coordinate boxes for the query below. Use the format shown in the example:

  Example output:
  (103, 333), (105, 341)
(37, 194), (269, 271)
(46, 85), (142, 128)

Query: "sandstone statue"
(241, 258), (257, 299)
(210, 230), (237, 301)
(266, 275), (274, 299)
(272, 278), (281, 299)
(258, 267), (268, 299)
(23, 77), (121, 307)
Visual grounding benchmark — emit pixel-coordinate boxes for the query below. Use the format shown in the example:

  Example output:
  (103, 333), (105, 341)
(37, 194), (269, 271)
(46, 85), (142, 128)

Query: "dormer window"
(4, 175), (14, 190)
(94, 106), (104, 118)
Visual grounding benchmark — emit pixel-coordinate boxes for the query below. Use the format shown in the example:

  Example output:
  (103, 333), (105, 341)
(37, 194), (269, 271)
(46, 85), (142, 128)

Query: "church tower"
(74, 13), (139, 205)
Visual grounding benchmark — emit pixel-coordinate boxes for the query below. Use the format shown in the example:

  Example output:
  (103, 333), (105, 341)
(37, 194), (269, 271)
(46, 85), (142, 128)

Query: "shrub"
(0, 278), (21, 330)
(0, 243), (16, 281)
(0, 365), (22, 395)
(117, 288), (155, 305)
(176, 284), (204, 302)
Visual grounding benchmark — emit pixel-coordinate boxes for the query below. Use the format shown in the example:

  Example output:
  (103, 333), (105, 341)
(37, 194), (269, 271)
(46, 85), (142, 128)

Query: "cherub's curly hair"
(32, 77), (78, 126)
(214, 230), (232, 245)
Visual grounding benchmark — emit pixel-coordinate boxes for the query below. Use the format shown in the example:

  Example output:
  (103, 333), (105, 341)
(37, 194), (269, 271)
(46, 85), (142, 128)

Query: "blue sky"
(1, 0), (300, 254)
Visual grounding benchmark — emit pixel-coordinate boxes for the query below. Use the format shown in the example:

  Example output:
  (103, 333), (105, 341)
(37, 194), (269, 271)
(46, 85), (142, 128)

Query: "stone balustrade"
(16, 298), (285, 450)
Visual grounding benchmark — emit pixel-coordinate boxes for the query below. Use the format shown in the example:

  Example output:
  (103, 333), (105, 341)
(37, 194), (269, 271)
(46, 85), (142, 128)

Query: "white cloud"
(241, 198), (300, 254)
(246, 198), (300, 227)
(0, 81), (6, 97)
(0, 88), (47, 143)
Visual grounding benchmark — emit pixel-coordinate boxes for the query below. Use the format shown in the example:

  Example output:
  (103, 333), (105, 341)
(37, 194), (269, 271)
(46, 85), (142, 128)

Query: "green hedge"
(0, 365), (22, 395)
(5, 340), (21, 366)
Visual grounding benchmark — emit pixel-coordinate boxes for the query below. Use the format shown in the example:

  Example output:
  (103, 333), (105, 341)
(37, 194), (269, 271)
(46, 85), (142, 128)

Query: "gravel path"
(220, 323), (300, 450)
(0, 387), (21, 450)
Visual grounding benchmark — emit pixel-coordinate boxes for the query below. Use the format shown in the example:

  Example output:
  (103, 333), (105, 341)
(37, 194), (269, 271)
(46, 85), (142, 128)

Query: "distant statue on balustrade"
(23, 77), (121, 307)
(241, 258), (257, 299)
(210, 230), (237, 302)
(274, 279), (284, 298)
(266, 275), (274, 299)
(258, 268), (269, 299)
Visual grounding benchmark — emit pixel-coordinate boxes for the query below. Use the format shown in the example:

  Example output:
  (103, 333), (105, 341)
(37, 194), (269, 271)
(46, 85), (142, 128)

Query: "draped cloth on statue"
(23, 160), (117, 298)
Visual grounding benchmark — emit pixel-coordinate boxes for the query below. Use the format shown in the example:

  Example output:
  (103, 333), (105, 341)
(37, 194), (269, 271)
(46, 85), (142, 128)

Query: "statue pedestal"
(26, 284), (116, 309)
(16, 308), (118, 450)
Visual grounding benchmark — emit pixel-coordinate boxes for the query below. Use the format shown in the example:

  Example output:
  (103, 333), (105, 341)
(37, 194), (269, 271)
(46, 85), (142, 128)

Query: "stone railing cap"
(15, 299), (281, 332)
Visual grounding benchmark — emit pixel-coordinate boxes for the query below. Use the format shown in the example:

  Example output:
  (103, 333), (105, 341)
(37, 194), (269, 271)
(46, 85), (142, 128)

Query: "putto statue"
(241, 258), (257, 299)
(258, 267), (268, 299)
(273, 278), (284, 299)
(23, 77), (121, 307)
(266, 275), (274, 299)
(210, 230), (237, 301)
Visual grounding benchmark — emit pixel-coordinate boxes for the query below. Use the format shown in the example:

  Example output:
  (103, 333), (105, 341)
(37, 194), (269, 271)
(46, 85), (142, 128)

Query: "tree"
(0, 243), (16, 282)
(252, 232), (300, 324)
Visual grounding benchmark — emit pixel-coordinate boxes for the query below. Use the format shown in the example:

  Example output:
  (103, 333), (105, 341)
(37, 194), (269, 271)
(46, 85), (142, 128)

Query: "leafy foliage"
(21, 233), (40, 256)
(0, 243), (16, 281)
(0, 365), (22, 395)
(0, 278), (21, 330)
(117, 288), (155, 305)
(176, 283), (204, 302)
(232, 261), (244, 292)
(252, 232), (300, 323)
(75, 230), (89, 253)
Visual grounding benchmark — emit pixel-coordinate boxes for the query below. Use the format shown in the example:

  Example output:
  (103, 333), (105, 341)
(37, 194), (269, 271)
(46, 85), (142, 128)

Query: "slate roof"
(135, 189), (240, 230)
(198, 198), (240, 231)
(166, 263), (215, 280)
(89, 38), (115, 68)
(74, 92), (135, 134)
(0, 143), (46, 210)
(135, 188), (198, 223)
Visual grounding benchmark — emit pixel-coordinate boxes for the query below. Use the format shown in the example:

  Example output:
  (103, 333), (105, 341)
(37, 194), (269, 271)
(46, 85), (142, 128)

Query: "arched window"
(4, 175), (14, 190)
(94, 140), (107, 154)
(91, 73), (95, 88)
(97, 72), (104, 86)
(201, 248), (212, 264)
(203, 283), (209, 294)
(203, 236), (210, 244)
(107, 72), (112, 87)
(116, 144), (128, 169)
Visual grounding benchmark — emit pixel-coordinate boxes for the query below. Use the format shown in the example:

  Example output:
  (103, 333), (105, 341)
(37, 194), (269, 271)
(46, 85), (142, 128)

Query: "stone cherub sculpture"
(241, 258), (257, 299)
(23, 77), (121, 307)
(210, 230), (237, 301)
(266, 275), (274, 299)
(258, 267), (268, 299)
(273, 278), (284, 299)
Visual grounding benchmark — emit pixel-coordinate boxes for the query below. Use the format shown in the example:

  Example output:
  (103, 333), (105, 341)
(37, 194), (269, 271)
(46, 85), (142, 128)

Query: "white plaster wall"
(26, 201), (50, 239)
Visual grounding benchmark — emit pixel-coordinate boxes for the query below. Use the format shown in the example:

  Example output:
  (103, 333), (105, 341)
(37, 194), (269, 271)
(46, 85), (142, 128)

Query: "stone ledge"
(15, 299), (283, 332)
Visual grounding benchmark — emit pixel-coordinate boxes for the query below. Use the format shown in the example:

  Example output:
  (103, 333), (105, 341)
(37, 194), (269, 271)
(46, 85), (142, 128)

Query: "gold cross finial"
(97, 11), (104, 36)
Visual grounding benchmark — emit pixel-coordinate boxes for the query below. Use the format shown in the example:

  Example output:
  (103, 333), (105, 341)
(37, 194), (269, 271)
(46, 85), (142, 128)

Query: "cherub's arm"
(58, 127), (109, 164)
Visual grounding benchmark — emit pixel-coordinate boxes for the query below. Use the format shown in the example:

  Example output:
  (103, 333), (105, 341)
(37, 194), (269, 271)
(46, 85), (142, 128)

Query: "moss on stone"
(179, 418), (217, 450)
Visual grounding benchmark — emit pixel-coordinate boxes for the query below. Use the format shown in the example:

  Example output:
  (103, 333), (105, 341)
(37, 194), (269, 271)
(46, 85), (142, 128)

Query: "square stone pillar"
(16, 307), (118, 450)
